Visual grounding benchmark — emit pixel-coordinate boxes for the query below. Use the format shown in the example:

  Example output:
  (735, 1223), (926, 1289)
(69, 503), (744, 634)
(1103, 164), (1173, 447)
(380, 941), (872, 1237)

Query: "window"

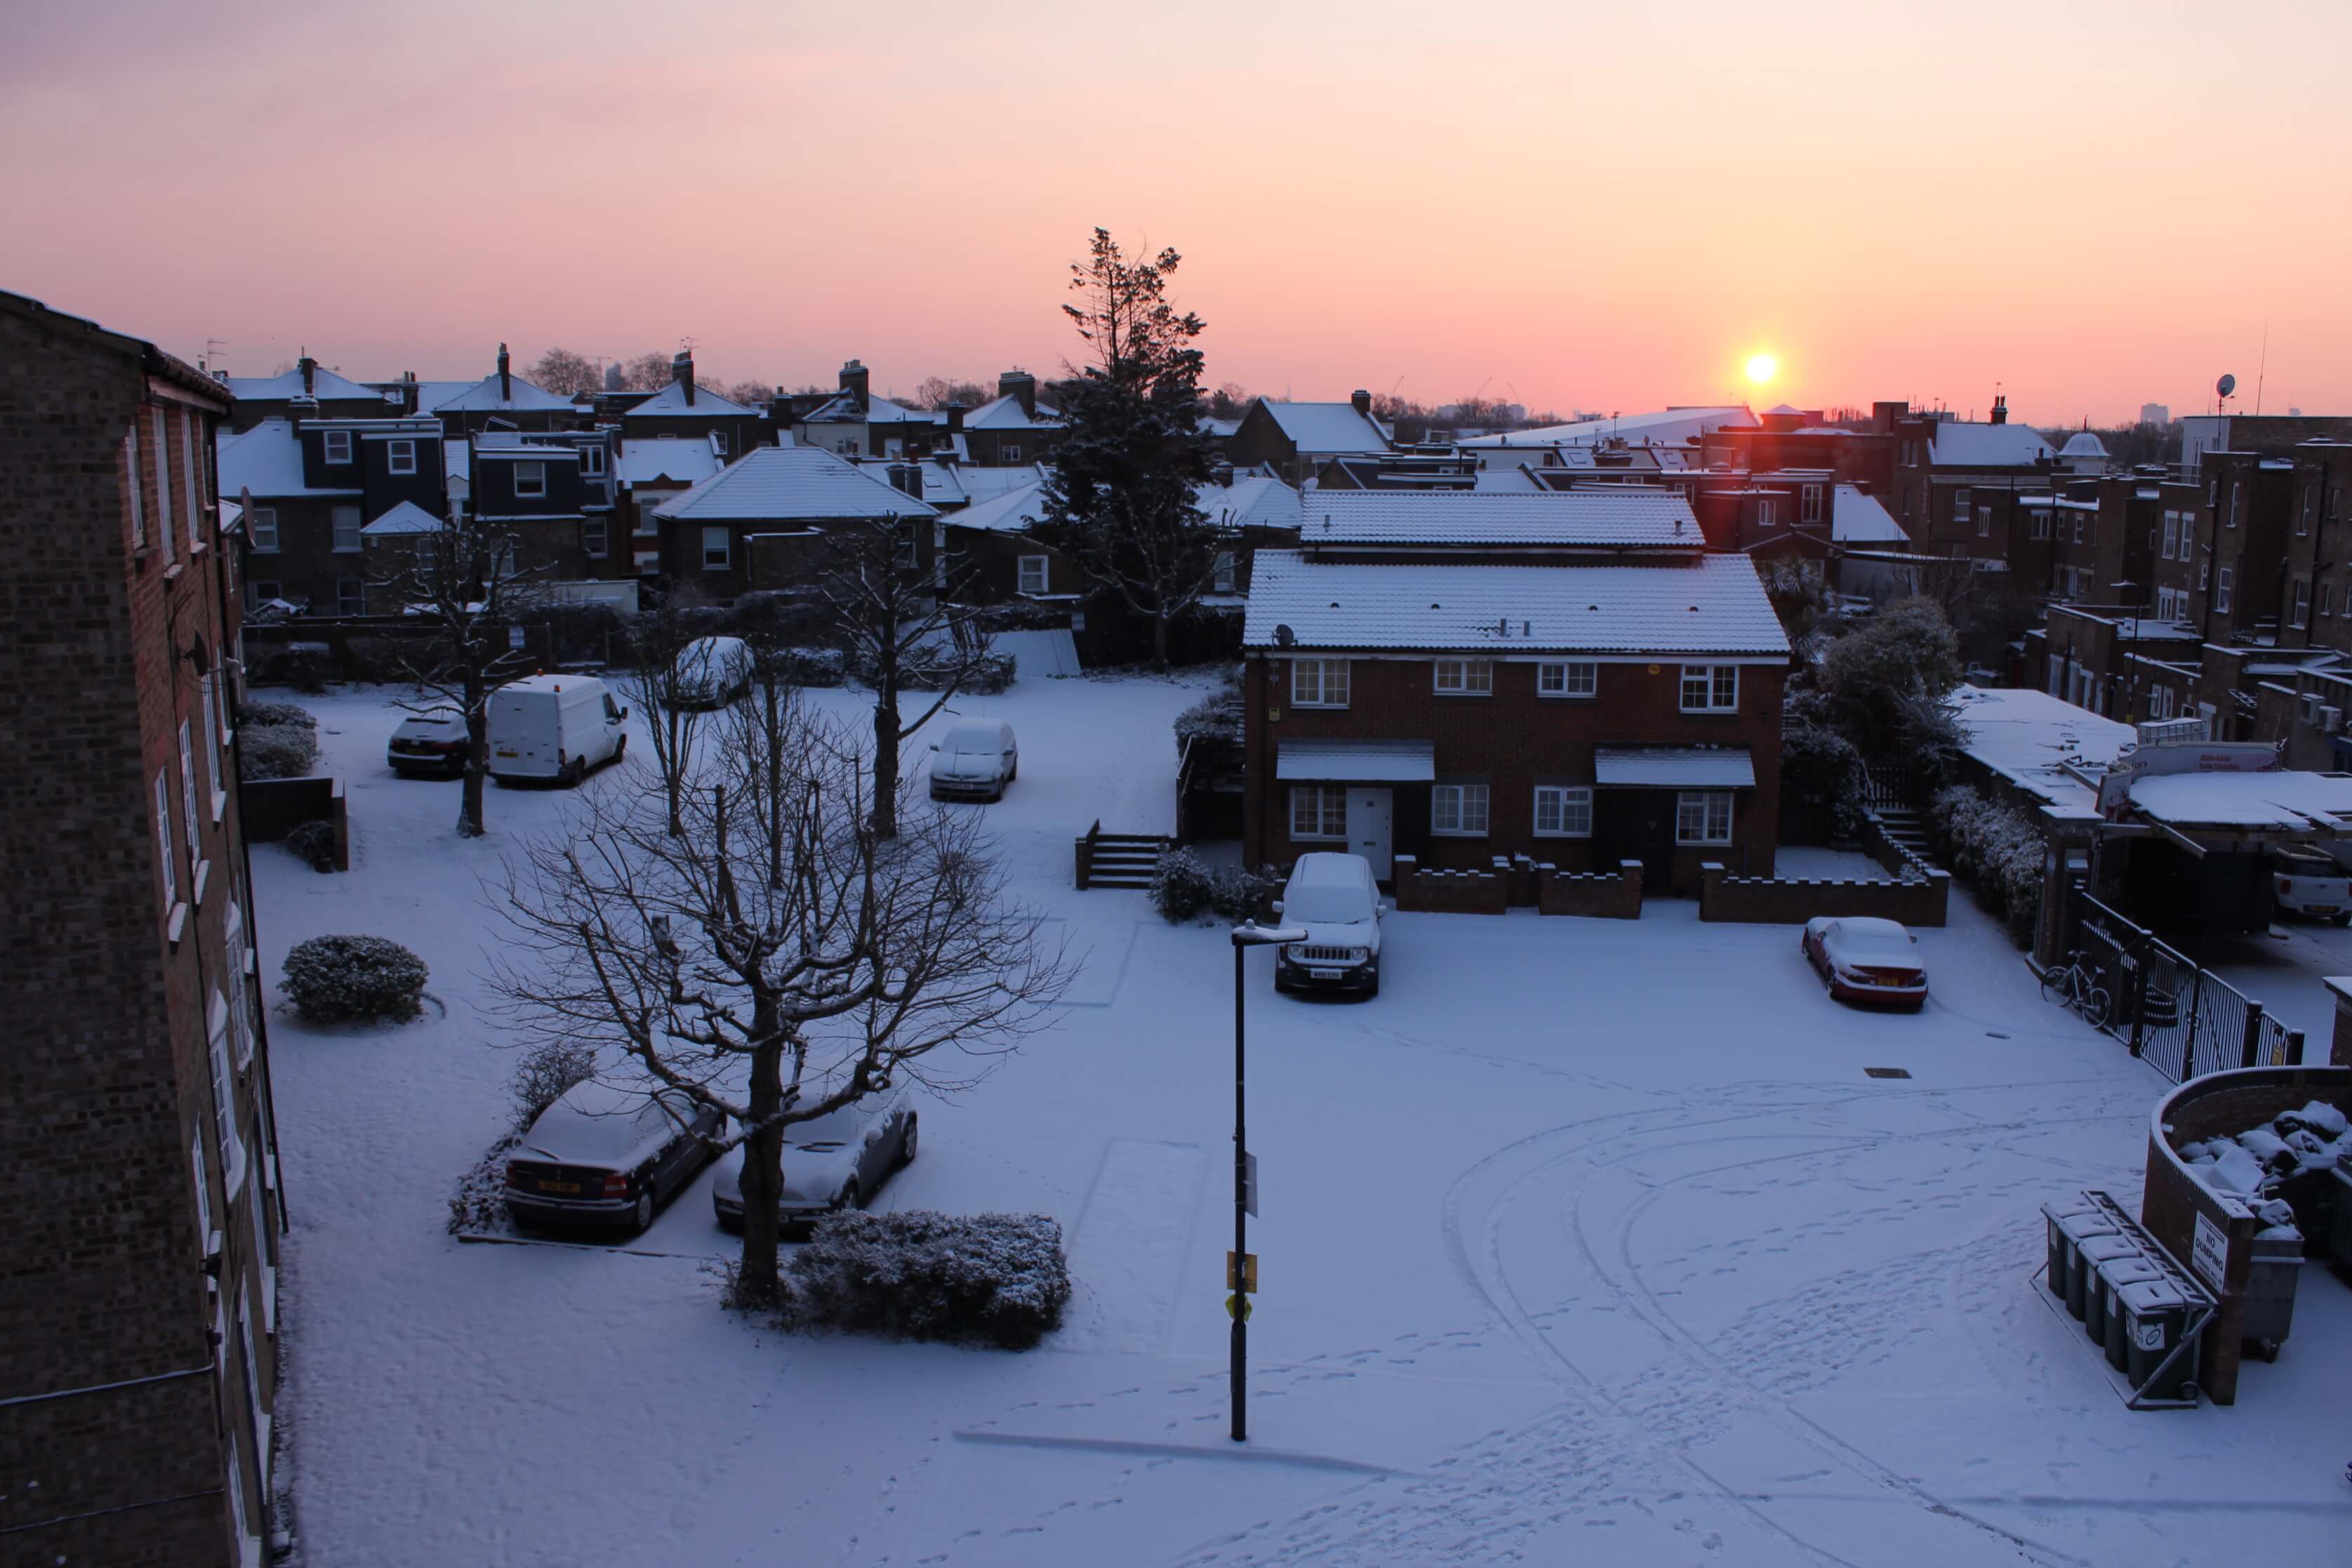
(1756, 498), (1776, 528)
(201, 678), (226, 820)
(513, 460), (547, 498)
(178, 721), (201, 877)
(208, 989), (244, 1198)
(1675, 790), (1733, 845)
(126, 427), (145, 547)
(331, 505), (361, 552)
(710, 430), (729, 458)
(414, 536), (437, 573)
(324, 429), (352, 465)
(153, 408), (175, 557)
(2199, 562), (2210, 591)
(2299, 487), (2313, 536)
(2161, 510), (2179, 559)
(387, 438), (416, 475)
(1017, 554), (1049, 594)
(1800, 484), (1822, 523)
(1953, 486), (1971, 518)
(1213, 551), (1236, 593)
(1433, 658), (1493, 695)
(225, 898), (253, 1069)
(336, 578), (364, 616)
(1538, 660), (1597, 698)
(1002, 443), (1023, 463)
(1431, 783), (1490, 836)
(1680, 664), (1739, 712)
(1534, 785), (1592, 837)
(182, 411), (204, 550)
(154, 769), (177, 908)
(701, 526), (731, 570)
(191, 1134), (213, 1242)
(580, 517), (608, 559)
(2229, 481), (2242, 527)
(246, 579), (281, 609)
(2216, 566), (2233, 613)
(1976, 505), (1991, 538)
(2151, 685), (2172, 720)
(1291, 659), (1348, 707)
(1289, 785), (1346, 840)
(893, 526), (919, 570)
(2030, 510), (2049, 541)
(248, 507), (279, 552)
(2293, 580), (2311, 628)
(580, 444), (604, 478)
(2071, 514), (2083, 544)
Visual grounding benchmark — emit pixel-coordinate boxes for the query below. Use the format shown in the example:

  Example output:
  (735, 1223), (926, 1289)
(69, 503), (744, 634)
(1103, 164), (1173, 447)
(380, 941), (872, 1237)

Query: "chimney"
(672, 349), (696, 406)
(945, 401), (967, 433)
(298, 353), (316, 397)
(400, 370), (418, 415)
(497, 343), (512, 401)
(1991, 392), (2008, 426)
(840, 359), (870, 405)
(1350, 389), (1372, 416)
(999, 369), (1036, 419)
(889, 463), (924, 498)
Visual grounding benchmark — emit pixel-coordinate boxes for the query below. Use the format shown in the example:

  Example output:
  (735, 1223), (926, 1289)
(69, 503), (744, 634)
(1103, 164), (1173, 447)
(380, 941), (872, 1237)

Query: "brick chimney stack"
(298, 353), (316, 397)
(945, 402), (967, 433)
(1350, 389), (1372, 416)
(999, 369), (1037, 419)
(840, 359), (870, 406)
(1991, 392), (2008, 426)
(497, 343), (512, 401)
(673, 349), (695, 406)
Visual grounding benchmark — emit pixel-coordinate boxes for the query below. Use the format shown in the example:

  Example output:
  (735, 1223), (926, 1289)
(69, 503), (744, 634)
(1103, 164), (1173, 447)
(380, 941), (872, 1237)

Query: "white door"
(1347, 788), (1394, 878)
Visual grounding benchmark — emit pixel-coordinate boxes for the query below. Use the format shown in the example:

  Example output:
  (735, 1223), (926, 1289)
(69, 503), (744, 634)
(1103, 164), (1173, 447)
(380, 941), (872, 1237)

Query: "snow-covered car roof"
(1812, 917), (1917, 957)
(714, 1094), (905, 1204)
(521, 1082), (693, 1170)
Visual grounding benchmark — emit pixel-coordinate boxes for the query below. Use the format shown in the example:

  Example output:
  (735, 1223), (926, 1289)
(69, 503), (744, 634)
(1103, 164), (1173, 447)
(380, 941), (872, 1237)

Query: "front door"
(1597, 790), (1677, 893)
(1347, 788), (1394, 878)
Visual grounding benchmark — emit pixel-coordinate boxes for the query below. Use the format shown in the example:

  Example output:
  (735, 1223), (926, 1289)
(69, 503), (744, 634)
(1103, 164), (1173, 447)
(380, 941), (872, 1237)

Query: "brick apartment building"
(1241, 491), (1789, 893)
(1, 291), (282, 1567)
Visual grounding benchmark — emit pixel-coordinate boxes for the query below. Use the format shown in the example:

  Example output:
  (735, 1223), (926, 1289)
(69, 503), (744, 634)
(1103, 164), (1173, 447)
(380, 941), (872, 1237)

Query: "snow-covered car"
(1802, 916), (1928, 1009)
(1271, 851), (1387, 997)
(668, 635), (754, 708)
(386, 708), (468, 778)
(927, 720), (1018, 802)
(2271, 852), (2352, 924)
(504, 1082), (724, 1233)
(712, 1091), (915, 1235)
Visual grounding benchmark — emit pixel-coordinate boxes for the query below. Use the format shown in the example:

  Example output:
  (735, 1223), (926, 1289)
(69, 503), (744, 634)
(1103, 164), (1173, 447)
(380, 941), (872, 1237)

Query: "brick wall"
(1393, 854), (1506, 914)
(1697, 861), (1950, 926)
(1539, 860), (1642, 919)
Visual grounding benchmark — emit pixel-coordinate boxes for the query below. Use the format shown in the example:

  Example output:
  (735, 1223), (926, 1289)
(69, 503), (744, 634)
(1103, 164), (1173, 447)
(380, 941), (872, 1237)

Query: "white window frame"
(2216, 566), (2233, 613)
(1680, 664), (1739, 713)
(701, 526), (731, 570)
(1002, 442), (1023, 463)
(178, 722), (201, 877)
(580, 444), (605, 477)
(1213, 550), (1236, 593)
(336, 577), (365, 616)
(202, 677), (227, 821)
(582, 517), (608, 560)
(1016, 554), (1049, 594)
(225, 898), (253, 1069)
(191, 1134), (213, 1242)
(893, 528), (919, 570)
(1976, 504), (1991, 538)
(2293, 580), (2311, 629)
(2229, 481), (2241, 527)
(1291, 658), (1349, 708)
(1289, 785), (1347, 840)
(1432, 657), (1493, 695)
(1800, 483), (1822, 523)
(2030, 510), (2049, 541)
(2323, 582), (2336, 618)
(1537, 660), (1597, 699)
(154, 408), (175, 556)
(387, 438), (417, 475)
(2162, 510), (2178, 559)
(1431, 783), (1490, 837)
(331, 505), (362, 553)
(323, 428), (353, 465)
(247, 506), (279, 552)
(1675, 790), (1734, 845)
(711, 431), (729, 458)
(1534, 785), (1593, 838)
(126, 427), (145, 548)
(183, 411), (204, 550)
(1756, 498), (1776, 528)
(513, 460), (547, 498)
(1953, 486), (1971, 519)
(154, 768), (176, 908)
(208, 988), (246, 1198)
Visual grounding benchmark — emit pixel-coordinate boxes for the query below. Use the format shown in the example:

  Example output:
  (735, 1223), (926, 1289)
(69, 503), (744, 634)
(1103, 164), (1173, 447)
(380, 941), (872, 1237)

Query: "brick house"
(790, 359), (942, 460)
(417, 344), (582, 439)
(220, 354), (389, 430)
(1887, 397), (2056, 550)
(957, 371), (1064, 466)
(1240, 491), (1790, 893)
(218, 415), (448, 615)
(616, 350), (768, 460)
(2283, 440), (2352, 655)
(468, 428), (619, 580)
(1226, 393), (1393, 485)
(653, 444), (938, 599)
(615, 434), (724, 576)
(1, 290), (283, 1568)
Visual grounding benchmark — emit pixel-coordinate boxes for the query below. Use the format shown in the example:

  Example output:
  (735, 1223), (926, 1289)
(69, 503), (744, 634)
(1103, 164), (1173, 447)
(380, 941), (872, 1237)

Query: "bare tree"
(725, 380), (777, 408)
(616, 352), (675, 391)
(820, 515), (999, 839)
(492, 691), (1072, 1302)
(617, 597), (713, 839)
(912, 376), (991, 411)
(531, 348), (604, 399)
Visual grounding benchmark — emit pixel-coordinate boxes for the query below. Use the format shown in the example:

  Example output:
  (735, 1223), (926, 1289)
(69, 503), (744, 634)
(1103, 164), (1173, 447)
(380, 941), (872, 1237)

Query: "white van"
(928, 719), (1018, 802)
(488, 675), (628, 786)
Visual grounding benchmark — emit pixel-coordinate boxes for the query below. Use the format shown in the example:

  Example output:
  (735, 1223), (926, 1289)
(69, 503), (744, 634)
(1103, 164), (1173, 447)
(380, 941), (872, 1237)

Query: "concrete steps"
(1087, 833), (1169, 889)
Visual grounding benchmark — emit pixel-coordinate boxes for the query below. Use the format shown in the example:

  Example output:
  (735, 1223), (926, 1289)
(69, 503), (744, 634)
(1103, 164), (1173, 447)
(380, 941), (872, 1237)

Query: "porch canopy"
(1593, 746), (1756, 789)
(1275, 738), (1436, 783)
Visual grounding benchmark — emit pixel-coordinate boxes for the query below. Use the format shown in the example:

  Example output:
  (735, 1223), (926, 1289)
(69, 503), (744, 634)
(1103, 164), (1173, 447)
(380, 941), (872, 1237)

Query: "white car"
(2272, 852), (2352, 924)
(928, 719), (1018, 802)
(712, 1091), (916, 1234)
(669, 635), (754, 708)
(1802, 916), (1928, 1009)
(1272, 851), (1386, 997)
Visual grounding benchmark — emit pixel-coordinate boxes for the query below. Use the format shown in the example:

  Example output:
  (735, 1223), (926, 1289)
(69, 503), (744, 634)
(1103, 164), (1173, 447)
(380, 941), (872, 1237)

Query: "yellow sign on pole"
(1225, 1292), (1253, 1321)
(1226, 1251), (1258, 1293)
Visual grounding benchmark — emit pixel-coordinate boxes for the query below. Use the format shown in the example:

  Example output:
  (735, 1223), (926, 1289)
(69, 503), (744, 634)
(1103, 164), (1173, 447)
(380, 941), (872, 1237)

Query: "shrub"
(507, 1039), (595, 1132)
(1207, 863), (1279, 923)
(788, 1211), (1071, 1349)
(281, 935), (428, 1023)
(285, 820), (338, 872)
(1781, 717), (1867, 839)
(242, 701), (317, 731)
(239, 722), (321, 781)
(782, 646), (846, 687)
(280, 642), (333, 693)
(447, 1131), (521, 1235)
(1174, 667), (1245, 752)
(1927, 784), (2043, 945)
(1150, 846), (1214, 922)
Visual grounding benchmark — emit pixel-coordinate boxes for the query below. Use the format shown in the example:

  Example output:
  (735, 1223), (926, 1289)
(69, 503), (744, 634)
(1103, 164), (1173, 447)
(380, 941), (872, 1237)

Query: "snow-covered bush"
(1174, 668), (1244, 752)
(1780, 714), (1867, 840)
(788, 1211), (1071, 1349)
(1927, 785), (2042, 943)
(507, 1039), (594, 1132)
(281, 935), (428, 1023)
(781, 646), (846, 688)
(1207, 863), (1279, 924)
(285, 820), (338, 872)
(447, 1131), (520, 1235)
(1150, 846), (1214, 922)
(239, 721), (321, 781)
(242, 701), (317, 731)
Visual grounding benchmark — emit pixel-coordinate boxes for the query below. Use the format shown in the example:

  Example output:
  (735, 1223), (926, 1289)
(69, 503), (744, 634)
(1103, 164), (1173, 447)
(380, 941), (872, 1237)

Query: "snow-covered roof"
(1460, 406), (1756, 449)
(1276, 738), (1436, 783)
(433, 371), (576, 413)
(1948, 685), (2134, 809)
(216, 419), (360, 498)
(1296, 490), (1699, 549)
(1928, 421), (2054, 467)
(1243, 552), (1790, 656)
(623, 380), (755, 418)
(1593, 747), (1757, 788)
(964, 392), (1063, 431)
(223, 365), (380, 403)
(1196, 473), (1301, 532)
(955, 464), (1046, 503)
(948, 482), (1050, 534)
(2129, 771), (2352, 831)
(361, 500), (444, 536)
(799, 390), (932, 427)
(1471, 463), (1543, 492)
(2060, 431), (2109, 459)
(404, 380), (481, 415)
(654, 444), (937, 522)
(850, 456), (968, 508)
(617, 437), (723, 489)
(444, 439), (470, 481)
(1257, 400), (1392, 454)
(1830, 484), (1908, 543)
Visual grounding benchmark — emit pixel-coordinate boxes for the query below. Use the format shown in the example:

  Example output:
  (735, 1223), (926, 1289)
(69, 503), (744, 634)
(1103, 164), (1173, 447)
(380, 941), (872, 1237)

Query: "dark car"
(387, 709), (469, 778)
(713, 1091), (915, 1235)
(505, 1082), (724, 1233)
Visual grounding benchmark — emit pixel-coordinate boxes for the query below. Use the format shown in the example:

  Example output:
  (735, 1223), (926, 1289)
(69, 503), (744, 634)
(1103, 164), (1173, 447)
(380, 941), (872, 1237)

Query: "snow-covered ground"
(256, 675), (2349, 1568)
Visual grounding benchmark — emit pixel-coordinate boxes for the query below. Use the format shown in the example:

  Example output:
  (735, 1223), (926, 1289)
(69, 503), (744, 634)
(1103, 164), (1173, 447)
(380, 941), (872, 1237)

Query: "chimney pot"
(839, 359), (870, 405)
(299, 354), (316, 397)
(1991, 392), (2008, 426)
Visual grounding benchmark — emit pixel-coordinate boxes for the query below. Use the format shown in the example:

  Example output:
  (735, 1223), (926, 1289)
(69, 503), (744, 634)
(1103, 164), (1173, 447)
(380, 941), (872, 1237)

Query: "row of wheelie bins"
(2041, 1192), (2211, 1399)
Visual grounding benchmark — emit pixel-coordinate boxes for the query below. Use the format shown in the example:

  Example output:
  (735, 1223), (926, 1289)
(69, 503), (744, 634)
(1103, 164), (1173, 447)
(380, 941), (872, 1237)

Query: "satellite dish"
(2217, 373), (2238, 399)
(1274, 624), (1295, 647)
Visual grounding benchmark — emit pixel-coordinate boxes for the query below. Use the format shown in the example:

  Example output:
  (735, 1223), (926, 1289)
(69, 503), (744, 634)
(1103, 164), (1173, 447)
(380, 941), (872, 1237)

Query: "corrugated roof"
(1593, 747), (1756, 788)
(655, 444), (937, 522)
(1276, 738), (1436, 783)
(1297, 490), (1697, 548)
(1258, 400), (1392, 454)
(216, 420), (360, 499)
(1242, 552), (1791, 654)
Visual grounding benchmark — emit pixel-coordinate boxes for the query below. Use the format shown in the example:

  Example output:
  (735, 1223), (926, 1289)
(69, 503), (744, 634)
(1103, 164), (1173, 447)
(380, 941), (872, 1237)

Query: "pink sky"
(5, 1), (2348, 426)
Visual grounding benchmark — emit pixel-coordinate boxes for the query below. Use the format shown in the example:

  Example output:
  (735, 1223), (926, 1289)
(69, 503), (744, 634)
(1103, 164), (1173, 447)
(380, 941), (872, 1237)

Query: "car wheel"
(633, 1181), (657, 1233)
(612, 734), (627, 763)
(715, 1209), (743, 1235)
(898, 1114), (918, 1167)
(2337, 913), (2351, 927)
(563, 757), (585, 788)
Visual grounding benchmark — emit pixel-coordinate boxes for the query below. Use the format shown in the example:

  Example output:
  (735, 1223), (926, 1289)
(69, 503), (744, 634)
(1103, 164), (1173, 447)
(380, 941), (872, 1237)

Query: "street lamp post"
(1228, 920), (1304, 1443)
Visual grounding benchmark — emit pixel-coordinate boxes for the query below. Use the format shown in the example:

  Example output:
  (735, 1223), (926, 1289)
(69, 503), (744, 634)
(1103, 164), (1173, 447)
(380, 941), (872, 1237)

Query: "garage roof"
(1593, 747), (1758, 788)
(1275, 738), (1436, 783)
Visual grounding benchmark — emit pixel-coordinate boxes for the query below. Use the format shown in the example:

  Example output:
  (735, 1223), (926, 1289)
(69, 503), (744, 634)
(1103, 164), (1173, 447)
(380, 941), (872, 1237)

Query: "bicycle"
(2040, 950), (2111, 1028)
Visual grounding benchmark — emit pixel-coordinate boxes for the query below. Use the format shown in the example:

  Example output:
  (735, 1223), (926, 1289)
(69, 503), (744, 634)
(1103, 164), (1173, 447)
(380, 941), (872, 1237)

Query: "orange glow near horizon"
(4, 1), (2350, 427)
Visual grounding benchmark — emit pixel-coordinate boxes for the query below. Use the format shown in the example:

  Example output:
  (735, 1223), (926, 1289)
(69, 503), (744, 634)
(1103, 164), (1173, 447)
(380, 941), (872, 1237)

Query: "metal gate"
(2071, 894), (2297, 1084)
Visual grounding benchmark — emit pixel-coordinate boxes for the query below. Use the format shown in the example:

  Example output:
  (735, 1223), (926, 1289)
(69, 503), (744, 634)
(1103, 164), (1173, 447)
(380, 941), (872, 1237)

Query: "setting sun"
(1745, 352), (1779, 386)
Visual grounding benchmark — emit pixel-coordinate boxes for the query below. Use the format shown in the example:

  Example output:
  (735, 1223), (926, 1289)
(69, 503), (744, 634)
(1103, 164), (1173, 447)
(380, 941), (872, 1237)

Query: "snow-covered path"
(255, 677), (2349, 1568)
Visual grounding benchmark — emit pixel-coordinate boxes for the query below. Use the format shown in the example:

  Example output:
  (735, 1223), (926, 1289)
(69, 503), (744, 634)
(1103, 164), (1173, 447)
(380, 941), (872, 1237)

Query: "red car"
(1802, 917), (1927, 1009)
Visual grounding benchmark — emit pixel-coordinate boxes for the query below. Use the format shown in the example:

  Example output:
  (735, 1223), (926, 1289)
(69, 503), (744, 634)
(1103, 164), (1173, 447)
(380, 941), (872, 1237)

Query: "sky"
(4, 0), (2348, 427)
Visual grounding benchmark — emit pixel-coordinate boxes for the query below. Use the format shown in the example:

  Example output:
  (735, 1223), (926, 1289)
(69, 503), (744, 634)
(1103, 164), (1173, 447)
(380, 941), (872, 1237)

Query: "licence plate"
(2308, 907), (2339, 916)
(1312, 968), (1342, 981)
(496, 750), (519, 758)
(539, 1180), (580, 1194)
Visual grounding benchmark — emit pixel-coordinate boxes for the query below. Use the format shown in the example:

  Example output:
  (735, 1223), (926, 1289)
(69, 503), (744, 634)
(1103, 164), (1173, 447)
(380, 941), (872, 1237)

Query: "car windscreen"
(1284, 886), (1371, 924)
(943, 726), (998, 753)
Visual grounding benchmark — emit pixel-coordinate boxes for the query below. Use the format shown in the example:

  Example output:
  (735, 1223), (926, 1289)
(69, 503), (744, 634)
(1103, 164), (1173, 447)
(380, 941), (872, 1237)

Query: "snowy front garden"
(253, 672), (2349, 1568)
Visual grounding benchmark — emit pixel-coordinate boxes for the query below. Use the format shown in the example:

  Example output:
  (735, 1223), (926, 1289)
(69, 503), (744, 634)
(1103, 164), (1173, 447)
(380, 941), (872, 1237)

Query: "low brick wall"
(1393, 854), (1506, 915)
(2139, 1065), (2351, 1404)
(1697, 862), (1949, 926)
(239, 776), (350, 870)
(1539, 860), (1643, 919)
